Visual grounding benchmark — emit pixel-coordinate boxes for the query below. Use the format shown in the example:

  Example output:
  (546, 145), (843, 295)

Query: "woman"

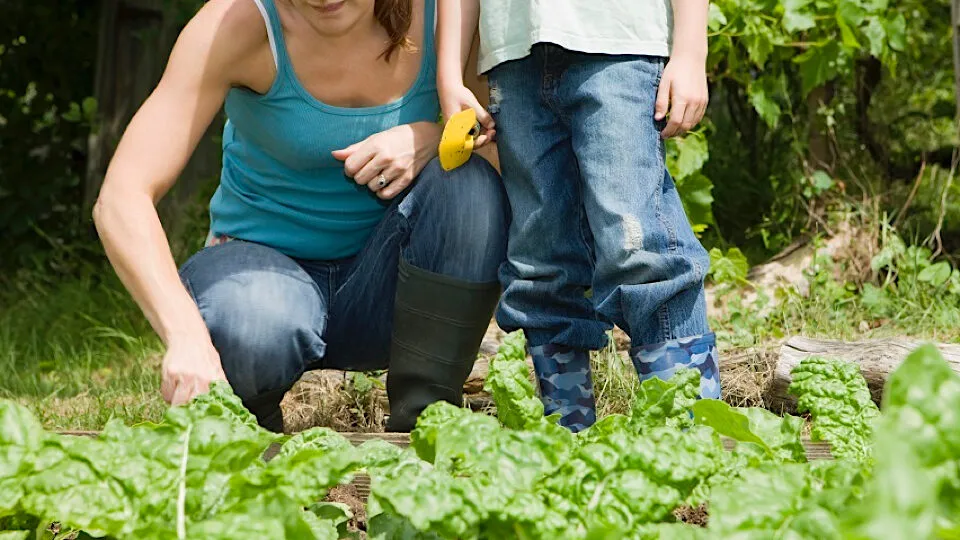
(93, 0), (507, 433)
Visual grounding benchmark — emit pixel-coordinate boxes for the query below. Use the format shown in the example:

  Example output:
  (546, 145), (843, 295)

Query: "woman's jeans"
(178, 156), (508, 423)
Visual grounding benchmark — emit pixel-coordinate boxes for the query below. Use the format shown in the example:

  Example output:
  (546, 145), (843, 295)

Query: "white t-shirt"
(478, 0), (673, 74)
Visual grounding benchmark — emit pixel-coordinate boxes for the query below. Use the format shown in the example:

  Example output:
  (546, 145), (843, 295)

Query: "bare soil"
(325, 484), (368, 533)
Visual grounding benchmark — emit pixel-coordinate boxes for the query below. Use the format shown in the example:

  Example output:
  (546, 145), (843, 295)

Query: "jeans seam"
(654, 136), (675, 341)
(181, 274), (197, 302)
(656, 138), (679, 253)
(574, 168), (595, 268)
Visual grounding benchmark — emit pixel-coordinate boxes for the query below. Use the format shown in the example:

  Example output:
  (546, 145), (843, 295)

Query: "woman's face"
(290, 0), (376, 37)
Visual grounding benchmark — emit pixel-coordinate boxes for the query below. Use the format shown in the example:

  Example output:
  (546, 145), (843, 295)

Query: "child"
(437, 0), (720, 432)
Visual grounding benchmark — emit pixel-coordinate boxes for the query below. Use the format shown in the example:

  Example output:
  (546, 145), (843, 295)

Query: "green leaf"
(837, 0), (867, 26)
(302, 509), (341, 540)
(744, 17), (776, 66)
(880, 344), (960, 466)
(782, 0), (816, 32)
(693, 400), (771, 451)
(367, 513), (444, 540)
(844, 433), (940, 538)
(863, 17), (887, 57)
(795, 41), (844, 96)
(246, 429), (363, 507)
(710, 463), (844, 538)
(676, 172), (715, 231)
(883, 13), (906, 52)
(630, 368), (701, 431)
(748, 78), (782, 128)
(789, 357), (880, 461)
(870, 234), (906, 272)
(186, 493), (320, 539)
(278, 427), (353, 459)
(693, 400), (807, 462)
(836, 15), (861, 49)
(709, 247), (750, 285)
(482, 331), (546, 430)
(860, 283), (892, 316)
(842, 350), (951, 540)
(81, 96), (98, 118)
(0, 402), (45, 515)
(0, 533), (28, 540)
(668, 132), (710, 180)
(809, 170), (835, 196)
(708, 3), (728, 31)
(917, 261), (952, 287)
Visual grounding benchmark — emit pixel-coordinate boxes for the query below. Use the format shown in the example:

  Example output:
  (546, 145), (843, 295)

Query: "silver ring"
(376, 174), (389, 188)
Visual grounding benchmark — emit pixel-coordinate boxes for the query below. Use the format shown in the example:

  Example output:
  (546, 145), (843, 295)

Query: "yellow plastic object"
(438, 109), (481, 171)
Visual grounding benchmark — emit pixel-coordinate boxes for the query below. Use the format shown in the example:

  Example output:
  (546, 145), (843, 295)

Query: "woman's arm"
(93, 0), (267, 405)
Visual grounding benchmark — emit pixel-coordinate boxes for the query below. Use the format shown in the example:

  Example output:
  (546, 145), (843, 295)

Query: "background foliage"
(0, 1), (100, 269)
(0, 0), (956, 272)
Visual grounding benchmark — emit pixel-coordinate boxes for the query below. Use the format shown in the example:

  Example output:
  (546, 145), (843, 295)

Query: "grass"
(0, 258), (166, 430)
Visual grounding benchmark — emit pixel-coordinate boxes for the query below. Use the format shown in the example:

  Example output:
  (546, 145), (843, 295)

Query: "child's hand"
(655, 55), (709, 139)
(440, 83), (496, 148)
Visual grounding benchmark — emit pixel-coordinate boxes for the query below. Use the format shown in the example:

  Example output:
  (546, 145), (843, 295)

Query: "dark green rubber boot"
(385, 260), (501, 432)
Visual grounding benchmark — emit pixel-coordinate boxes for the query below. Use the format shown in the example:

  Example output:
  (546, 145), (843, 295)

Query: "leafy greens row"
(2, 332), (958, 539)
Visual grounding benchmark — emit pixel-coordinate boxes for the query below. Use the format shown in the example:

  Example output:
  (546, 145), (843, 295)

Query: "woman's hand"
(161, 334), (228, 406)
(332, 122), (443, 200)
(655, 53), (709, 139)
(439, 83), (495, 148)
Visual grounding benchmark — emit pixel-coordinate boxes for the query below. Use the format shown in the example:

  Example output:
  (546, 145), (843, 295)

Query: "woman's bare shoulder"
(172, 0), (273, 87)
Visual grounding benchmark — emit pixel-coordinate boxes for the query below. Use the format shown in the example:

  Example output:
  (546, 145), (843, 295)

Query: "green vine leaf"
(795, 41), (844, 96)
(782, 0), (816, 33)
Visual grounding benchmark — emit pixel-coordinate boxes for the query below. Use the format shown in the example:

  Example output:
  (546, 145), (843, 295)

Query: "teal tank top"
(209, 0), (439, 260)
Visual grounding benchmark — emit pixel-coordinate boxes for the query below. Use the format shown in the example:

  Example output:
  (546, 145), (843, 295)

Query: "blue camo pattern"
(630, 332), (721, 399)
(529, 343), (597, 433)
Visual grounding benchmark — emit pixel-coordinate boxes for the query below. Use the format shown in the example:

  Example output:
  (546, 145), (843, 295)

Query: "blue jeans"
(178, 156), (507, 416)
(489, 44), (711, 351)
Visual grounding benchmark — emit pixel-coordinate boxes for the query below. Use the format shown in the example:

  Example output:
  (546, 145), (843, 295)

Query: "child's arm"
(656, 0), (710, 139)
(437, 0), (495, 147)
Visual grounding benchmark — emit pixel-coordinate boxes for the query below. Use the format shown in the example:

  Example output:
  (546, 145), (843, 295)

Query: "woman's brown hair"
(374, 0), (415, 60)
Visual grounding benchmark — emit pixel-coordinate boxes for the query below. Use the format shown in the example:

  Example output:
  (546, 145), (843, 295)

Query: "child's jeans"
(489, 44), (713, 359)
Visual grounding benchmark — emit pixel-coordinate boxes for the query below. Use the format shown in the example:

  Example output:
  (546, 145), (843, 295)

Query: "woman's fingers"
(354, 154), (388, 187)
(170, 377), (195, 407)
(161, 371), (176, 404)
(340, 142), (377, 178)
(376, 164), (413, 200)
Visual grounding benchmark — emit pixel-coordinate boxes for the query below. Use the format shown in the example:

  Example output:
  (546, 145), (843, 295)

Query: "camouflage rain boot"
(630, 333), (721, 399)
(528, 343), (597, 433)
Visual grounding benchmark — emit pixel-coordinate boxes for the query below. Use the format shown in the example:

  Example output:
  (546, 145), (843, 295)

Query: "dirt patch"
(719, 345), (779, 409)
(673, 504), (709, 527)
(325, 484), (367, 532)
(282, 371), (387, 434)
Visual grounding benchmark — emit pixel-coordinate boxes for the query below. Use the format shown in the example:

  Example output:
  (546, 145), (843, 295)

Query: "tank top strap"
(251, 0), (292, 74)
(423, 0), (436, 59)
